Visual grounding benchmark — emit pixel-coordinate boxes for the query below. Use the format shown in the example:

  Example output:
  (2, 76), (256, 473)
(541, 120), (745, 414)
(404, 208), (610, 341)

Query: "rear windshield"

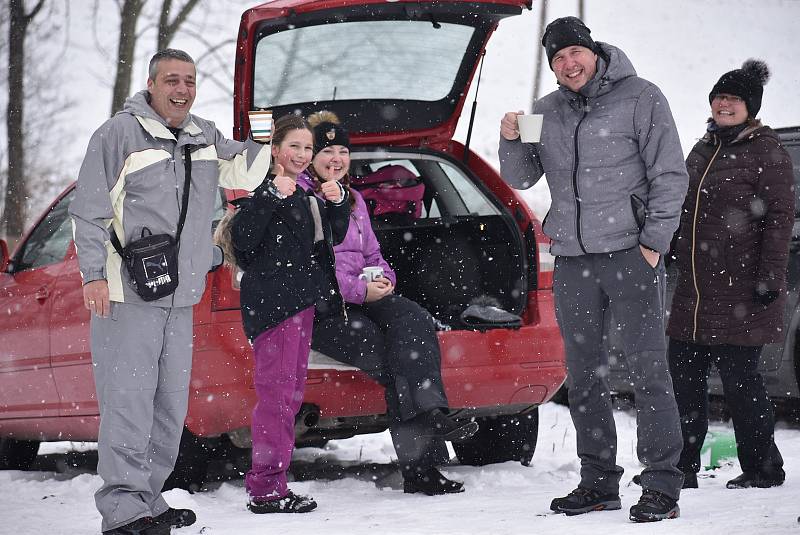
(253, 21), (475, 108)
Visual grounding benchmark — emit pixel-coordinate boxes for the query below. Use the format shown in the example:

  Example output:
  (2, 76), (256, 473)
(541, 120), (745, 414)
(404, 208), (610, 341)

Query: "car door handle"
(35, 287), (49, 301)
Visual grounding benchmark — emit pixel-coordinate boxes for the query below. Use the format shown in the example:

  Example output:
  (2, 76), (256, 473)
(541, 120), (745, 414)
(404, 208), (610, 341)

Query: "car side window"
(439, 162), (499, 217)
(15, 190), (75, 271)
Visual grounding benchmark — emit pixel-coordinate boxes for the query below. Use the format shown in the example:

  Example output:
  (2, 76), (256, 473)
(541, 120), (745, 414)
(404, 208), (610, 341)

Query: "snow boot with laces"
(549, 487), (621, 516)
(247, 491), (317, 514)
(102, 516), (169, 535)
(152, 507), (196, 529)
(629, 489), (680, 522)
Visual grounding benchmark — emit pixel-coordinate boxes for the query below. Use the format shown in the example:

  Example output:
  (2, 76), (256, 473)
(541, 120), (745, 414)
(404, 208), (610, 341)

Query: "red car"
(0, 0), (565, 487)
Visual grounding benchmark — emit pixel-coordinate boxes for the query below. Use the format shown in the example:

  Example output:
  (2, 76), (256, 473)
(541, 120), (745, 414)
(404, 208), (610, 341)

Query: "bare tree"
(531, 0), (547, 110)
(109, 0), (146, 116)
(578, 0), (585, 21)
(157, 0), (200, 50)
(109, 0), (206, 115)
(3, 0), (45, 243)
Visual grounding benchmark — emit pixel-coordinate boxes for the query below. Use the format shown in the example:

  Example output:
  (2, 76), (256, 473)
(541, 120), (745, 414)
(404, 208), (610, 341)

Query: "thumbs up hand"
(320, 180), (343, 203)
(271, 163), (296, 197)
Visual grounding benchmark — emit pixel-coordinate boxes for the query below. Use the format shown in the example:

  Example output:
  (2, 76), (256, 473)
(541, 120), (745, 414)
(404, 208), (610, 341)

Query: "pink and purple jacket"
(298, 173), (396, 304)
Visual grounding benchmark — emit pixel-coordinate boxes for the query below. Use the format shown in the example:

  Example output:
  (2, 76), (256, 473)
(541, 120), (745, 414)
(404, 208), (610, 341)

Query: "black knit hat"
(313, 121), (350, 152)
(541, 16), (596, 68)
(709, 59), (771, 117)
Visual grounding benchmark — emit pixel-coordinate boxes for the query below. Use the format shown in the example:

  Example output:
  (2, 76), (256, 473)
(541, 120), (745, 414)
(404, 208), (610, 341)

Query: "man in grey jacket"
(70, 49), (271, 534)
(499, 17), (688, 522)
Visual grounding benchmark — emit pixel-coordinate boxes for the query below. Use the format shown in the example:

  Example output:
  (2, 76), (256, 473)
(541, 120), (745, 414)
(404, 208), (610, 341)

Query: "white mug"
(358, 266), (384, 282)
(517, 113), (544, 143)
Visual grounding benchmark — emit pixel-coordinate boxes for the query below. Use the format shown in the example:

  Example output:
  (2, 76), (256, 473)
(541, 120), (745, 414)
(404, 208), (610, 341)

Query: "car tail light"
(537, 243), (554, 289)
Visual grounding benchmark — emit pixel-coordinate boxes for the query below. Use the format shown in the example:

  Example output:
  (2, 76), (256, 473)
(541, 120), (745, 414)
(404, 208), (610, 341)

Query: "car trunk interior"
(351, 150), (527, 327)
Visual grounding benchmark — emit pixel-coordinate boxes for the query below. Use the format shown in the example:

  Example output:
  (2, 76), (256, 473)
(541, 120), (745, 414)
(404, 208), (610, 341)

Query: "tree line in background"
(0, 0), (240, 247)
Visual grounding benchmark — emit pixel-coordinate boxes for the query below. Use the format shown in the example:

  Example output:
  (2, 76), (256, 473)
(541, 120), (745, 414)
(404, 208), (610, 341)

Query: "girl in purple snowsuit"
(220, 114), (350, 513)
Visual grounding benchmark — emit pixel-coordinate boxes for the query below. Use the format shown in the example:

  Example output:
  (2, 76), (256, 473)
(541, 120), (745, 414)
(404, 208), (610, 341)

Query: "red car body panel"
(0, 0), (564, 447)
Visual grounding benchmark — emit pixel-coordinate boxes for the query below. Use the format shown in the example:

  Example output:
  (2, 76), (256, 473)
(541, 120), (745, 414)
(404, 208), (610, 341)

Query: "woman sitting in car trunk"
(667, 59), (794, 490)
(305, 111), (479, 495)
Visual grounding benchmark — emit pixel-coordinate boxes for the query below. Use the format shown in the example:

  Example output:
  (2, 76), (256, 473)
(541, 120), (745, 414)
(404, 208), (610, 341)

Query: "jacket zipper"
(572, 97), (589, 254)
(354, 213), (363, 249)
(690, 141), (723, 340)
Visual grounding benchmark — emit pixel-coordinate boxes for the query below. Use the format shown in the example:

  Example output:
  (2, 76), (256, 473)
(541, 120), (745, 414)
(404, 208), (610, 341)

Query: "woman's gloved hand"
(754, 284), (780, 306)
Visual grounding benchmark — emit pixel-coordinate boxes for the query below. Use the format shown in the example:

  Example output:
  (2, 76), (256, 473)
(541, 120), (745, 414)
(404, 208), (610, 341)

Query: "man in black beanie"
(499, 17), (688, 523)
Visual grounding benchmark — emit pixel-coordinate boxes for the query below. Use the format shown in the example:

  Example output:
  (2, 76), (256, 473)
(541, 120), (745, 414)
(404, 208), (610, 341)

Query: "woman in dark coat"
(304, 111), (478, 495)
(667, 59), (794, 490)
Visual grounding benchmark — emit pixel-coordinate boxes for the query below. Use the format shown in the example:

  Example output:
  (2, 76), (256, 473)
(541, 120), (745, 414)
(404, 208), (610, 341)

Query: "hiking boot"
(403, 466), (464, 495)
(415, 409), (479, 442)
(102, 516), (169, 535)
(247, 491), (317, 513)
(550, 487), (621, 516)
(153, 507), (196, 529)
(726, 469), (785, 489)
(629, 489), (680, 522)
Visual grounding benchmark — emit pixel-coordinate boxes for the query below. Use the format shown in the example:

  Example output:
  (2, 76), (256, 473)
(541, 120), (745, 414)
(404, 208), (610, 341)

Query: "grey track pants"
(553, 247), (683, 499)
(91, 302), (192, 531)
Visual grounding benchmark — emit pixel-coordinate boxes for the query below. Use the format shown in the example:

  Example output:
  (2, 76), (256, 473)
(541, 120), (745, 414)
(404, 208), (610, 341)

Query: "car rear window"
(253, 20), (474, 108)
(350, 153), (500, 220)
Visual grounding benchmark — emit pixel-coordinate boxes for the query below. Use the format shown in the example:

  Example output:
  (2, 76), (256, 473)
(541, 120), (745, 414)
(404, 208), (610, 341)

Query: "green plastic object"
(700, 431), (738, 469)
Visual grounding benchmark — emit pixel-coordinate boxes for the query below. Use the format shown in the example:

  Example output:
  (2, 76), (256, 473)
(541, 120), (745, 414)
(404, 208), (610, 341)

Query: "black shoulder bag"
(110, 145), (191, 301)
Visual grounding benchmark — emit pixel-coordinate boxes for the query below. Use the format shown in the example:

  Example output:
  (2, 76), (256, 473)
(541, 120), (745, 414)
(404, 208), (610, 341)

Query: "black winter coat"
(667, 124), (794, 346)
(231, 177), (351, 341)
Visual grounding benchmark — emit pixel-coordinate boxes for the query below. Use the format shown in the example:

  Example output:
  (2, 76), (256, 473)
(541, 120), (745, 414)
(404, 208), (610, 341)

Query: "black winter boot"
(550, 487), (621, 516)
(629, 489), (680, 522)
(153, 507), (196, 529)
(102, 516), (169, 535)
(247, 491), (317, 513)
(682, 472), (698, 489)
(403, 466), (464, 495)
(726, 468), (785, 489)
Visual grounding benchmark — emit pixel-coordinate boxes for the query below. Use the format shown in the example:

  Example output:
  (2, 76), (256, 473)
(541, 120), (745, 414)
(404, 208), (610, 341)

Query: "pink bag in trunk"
(351, 165), (425, 223)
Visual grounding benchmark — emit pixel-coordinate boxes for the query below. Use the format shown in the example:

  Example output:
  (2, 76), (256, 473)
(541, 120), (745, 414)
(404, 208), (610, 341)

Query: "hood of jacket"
(700, 120), (773, 146)
(120, 90), (198, 134)
(559, 42), (638, 109)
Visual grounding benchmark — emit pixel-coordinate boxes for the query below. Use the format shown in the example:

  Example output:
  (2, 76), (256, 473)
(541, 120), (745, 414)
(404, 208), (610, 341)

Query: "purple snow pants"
(245, 306), (315, 499)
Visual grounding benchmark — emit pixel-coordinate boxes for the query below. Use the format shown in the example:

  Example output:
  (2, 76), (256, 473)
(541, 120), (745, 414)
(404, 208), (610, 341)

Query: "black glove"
(754, 286), (780, 306)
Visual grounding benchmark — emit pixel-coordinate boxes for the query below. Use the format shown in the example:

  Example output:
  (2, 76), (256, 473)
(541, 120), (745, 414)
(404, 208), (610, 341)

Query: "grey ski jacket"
(70, 90), (271, 306)
(499, 42), (688, 256)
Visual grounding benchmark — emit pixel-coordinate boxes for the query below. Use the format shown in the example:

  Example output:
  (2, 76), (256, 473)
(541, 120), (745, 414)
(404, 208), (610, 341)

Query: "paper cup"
(517, 114), (544, 143)
(248, 110), (273, 143)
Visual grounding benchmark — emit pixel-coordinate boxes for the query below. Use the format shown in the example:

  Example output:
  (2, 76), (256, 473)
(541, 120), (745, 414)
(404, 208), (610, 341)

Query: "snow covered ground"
(3, 402), (800, 534)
